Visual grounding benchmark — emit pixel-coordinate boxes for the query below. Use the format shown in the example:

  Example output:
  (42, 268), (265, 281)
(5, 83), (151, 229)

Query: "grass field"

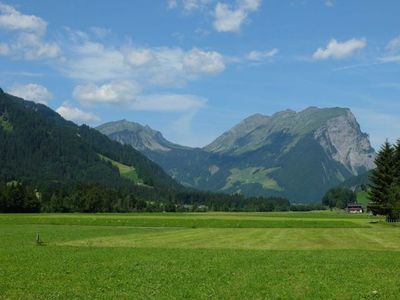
(99, 154), (143, 184)
(1, 212), (400, 299)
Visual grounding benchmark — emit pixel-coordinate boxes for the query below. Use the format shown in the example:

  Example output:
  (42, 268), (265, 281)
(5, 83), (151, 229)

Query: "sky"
(0, 0), (399, 148)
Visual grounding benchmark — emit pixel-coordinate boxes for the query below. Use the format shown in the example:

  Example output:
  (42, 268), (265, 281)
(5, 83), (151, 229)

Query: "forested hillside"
(0, 89), (181, 198)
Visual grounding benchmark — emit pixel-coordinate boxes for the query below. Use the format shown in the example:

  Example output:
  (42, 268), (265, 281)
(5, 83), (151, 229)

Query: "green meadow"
(1, 212), (400, 299)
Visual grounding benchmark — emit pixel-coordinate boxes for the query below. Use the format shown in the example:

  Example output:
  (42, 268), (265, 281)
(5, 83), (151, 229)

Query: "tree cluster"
(321, 187), (356, 209)
(0, 182), (40, 213)
(368, 140), (400, 220)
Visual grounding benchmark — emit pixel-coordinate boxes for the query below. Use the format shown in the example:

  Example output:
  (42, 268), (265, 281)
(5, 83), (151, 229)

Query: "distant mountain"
(97, 107), (376, 202)
(0, 89), (181, 196)
(97, 119), (190, 152)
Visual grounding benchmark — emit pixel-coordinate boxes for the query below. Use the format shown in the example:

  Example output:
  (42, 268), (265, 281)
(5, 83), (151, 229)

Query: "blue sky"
(0, 0), (399, 148)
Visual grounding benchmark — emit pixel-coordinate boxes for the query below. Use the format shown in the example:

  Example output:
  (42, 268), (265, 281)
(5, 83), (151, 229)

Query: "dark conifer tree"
(393, 139), (400, 183)
(368, 140), (395, 215)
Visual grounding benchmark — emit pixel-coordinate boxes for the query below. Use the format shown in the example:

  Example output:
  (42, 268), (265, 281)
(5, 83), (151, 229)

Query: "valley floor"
(1, 212), (400, 299)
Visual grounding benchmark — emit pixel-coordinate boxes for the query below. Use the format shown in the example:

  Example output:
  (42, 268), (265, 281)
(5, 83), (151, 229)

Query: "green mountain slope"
(0, 89), (181, 196)
(97, 107), (376, 202)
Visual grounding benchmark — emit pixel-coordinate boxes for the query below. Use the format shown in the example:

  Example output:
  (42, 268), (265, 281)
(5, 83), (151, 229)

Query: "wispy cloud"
(1, 71), (45, 77)
(353, 107), (400, 148)
(376, 35), (400, 65)
(379, 55), (400, 64)
(133, 94), (207, 112)
(385, 35), (400, 53)
(325, 0), (334, 7)
(332, 62), (382, 72)
(167, 0), (214, 12)
(246, 48), (279, 61)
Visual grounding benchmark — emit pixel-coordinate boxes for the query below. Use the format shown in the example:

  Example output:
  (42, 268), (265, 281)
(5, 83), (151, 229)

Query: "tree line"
(0, 180), (329, 213)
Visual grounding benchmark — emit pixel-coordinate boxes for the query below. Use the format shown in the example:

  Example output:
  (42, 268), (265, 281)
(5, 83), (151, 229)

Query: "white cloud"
(213, 0), (261, 33)
(124, 48), (154, 66)
(386, 35), (400, 53)
(73, 80), (142, 105)
(132, 94), (206, 112)
(63, 39), (226, 86)
(313, 38), (366, 60)
(246, 48), (278, 61)
(0, 3), (46, 34)
(123, 47), (226, 79)
(183, 48), (225, 74)
(73, 80), (206, 113)
(7, 83), (52, 104)
(168, 0), (261, 32)
(56, 103), (100, 124)
(0, 4), (61, 60)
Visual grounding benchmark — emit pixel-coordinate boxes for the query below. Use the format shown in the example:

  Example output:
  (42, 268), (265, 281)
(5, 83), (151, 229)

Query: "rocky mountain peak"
(313, 109), (375, 175)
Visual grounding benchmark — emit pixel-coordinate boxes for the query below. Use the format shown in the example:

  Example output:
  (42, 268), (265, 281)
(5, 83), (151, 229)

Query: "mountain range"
(97, 107), (376, 202)
(0, 86), (376, 204)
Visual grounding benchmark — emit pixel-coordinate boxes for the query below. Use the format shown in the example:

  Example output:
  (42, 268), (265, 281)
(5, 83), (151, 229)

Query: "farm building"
(346, 203), (363, 214)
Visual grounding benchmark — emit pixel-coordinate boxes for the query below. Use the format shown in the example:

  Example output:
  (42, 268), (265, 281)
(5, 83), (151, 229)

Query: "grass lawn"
(1, 212), (400, 299)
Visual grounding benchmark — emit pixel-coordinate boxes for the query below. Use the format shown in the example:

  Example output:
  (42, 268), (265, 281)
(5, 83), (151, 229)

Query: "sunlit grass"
(1, 212), (398, 299)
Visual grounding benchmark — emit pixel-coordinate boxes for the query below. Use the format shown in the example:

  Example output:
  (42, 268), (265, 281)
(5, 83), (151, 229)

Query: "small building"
(347, 203), (363, 213)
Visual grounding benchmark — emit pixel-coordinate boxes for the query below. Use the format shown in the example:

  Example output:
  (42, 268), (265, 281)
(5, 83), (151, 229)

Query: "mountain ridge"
(97, 106), (375, 202)
(97, 119), (191, 152)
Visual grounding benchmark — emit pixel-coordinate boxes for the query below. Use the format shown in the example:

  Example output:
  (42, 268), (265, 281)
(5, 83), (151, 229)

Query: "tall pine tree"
(368, 140), (395, 216)
(388, 139), (400, 219)
(393, 139), (400, 183)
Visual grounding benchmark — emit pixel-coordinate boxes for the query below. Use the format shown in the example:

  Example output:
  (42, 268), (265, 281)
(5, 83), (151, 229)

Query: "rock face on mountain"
(97, 107), (375, 202)
(312, 110), (375, 174)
